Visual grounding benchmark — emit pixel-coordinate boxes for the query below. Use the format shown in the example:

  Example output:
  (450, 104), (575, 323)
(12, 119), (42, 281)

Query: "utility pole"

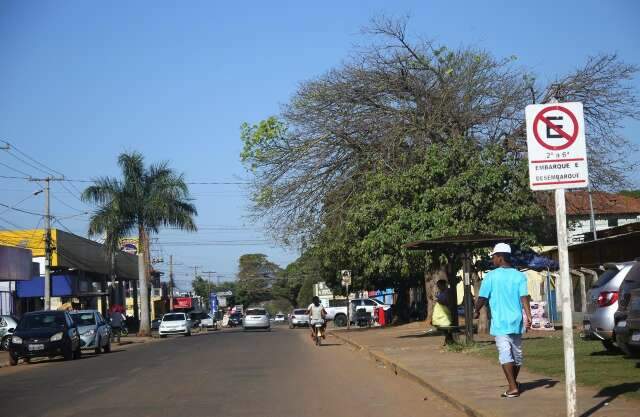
(29, 176), (63, 310)
(587, 183), (598, 241)
(203, 271), (216, 311)
(169, 255), (174, 312)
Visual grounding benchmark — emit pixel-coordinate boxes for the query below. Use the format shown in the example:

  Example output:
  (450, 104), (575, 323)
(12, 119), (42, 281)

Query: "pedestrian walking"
(110, 309), (126, 343)
(474, 243), (531, 398)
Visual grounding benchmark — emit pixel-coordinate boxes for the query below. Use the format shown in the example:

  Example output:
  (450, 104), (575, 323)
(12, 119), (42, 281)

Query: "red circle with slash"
(533, 105), (579, 151)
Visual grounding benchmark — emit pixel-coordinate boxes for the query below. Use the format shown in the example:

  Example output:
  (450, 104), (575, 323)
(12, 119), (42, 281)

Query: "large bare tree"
(241, 17), (639, 244)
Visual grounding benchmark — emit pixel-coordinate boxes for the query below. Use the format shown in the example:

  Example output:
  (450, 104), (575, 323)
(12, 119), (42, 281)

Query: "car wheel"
(74, 345), (82, 360)
(103, 340), (111, 353)
(9, 353), (18, 366)
(160, 334), (167, 338)
(601, 339), (619, 353)
(63, 344), (74, 361)
(334, 314), (347, 327)
(1, 336), (10, 350)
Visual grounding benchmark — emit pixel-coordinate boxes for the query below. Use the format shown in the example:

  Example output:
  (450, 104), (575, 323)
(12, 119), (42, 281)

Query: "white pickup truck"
(325, 298), (391, 327)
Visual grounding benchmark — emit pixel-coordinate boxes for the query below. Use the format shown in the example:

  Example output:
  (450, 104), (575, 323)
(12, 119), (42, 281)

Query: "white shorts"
(495, 334), (523, 365)
(310, 319), (324, 325)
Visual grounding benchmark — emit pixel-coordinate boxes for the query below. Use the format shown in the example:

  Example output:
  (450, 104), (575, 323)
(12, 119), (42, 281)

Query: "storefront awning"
(16, 275), (74, 298)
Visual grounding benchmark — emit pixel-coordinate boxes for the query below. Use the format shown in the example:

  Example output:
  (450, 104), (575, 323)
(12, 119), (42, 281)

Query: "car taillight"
(597, 291), (619, 307)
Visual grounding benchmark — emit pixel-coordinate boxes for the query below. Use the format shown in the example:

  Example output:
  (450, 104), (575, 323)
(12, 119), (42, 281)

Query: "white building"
(549, 191), (640, 244)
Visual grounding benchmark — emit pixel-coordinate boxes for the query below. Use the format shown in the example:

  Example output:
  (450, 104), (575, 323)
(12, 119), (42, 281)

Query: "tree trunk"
(424, 265), (447, 327)
(473, 272), (489, 334)
(137, 226), (151, 337)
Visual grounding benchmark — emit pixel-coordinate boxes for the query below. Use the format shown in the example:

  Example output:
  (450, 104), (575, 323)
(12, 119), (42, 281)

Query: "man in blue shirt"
(474, 243), (532, 398)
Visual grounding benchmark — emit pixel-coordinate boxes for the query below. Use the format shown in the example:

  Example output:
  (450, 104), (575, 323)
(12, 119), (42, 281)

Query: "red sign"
(173, 297), (192, 309)
(532, 105), (579, 151)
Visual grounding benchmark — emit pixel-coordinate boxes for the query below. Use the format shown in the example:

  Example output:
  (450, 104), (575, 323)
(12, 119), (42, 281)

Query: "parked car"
(199, 313), (218, 330)
(243, 308), (270, 331)
(617, 288), (640, 356)
(1, 315), (19, 350)
(583, 261), (636, 351)
(158, 312), (192, 337)
(614, 262), (640, 357)
(325, 298), (391, 327)
(151, 314), (164, 332)
(8, 310), (81, 365)
(228, 313), (243, 327)
(190, 311), (210, 328)
(274, 313), (286, 323)
(69, 310), (112, 354)
(289, 309), (309, 328)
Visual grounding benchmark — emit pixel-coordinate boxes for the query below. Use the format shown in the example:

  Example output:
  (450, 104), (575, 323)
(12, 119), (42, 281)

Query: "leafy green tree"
(296, 275), (315, 307)
(620, 190), (640, 199)
(311, 137), (552, 320)
(82, 152), (197, 336)
(272, 251), (324, 307)
(235, 254), (281, 307)
(191, 275), (213, 301)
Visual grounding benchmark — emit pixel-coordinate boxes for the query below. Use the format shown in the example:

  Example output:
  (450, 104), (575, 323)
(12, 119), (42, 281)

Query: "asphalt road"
(0, 327), (465, 417)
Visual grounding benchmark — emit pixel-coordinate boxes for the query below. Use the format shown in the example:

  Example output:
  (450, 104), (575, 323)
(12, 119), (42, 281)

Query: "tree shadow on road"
(580, 382), (640, 417)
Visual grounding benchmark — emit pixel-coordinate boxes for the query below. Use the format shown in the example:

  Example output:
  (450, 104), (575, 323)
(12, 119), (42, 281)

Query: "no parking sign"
(525, 102), (589, 191)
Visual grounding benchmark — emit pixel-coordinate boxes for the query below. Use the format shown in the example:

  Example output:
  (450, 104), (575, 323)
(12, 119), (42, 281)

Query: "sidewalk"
(330, 323), (638, 417)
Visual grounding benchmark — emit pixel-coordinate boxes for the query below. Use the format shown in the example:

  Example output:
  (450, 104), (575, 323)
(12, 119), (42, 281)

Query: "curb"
(330, 331), (487, 417)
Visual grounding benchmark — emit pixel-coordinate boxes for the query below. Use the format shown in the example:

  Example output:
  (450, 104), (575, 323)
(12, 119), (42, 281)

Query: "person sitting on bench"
(432, 279), (455, 344)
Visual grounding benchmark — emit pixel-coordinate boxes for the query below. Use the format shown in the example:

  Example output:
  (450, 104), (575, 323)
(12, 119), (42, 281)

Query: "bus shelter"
(404, 234), (515, 343)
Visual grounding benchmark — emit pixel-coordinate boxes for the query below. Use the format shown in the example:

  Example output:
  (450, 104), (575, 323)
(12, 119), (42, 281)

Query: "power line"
(51, 193), (87, 213)
(0, 202), (43, 216)
(0, 160), (35, 177)
(0, 190), (42, 217)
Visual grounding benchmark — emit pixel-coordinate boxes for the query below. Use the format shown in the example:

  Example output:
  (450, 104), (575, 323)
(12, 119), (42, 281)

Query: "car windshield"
(293, 309), (307, 314)
(246, 309), (266, 316)
(163, 314), (185, 321)
(70, 313), (96, 326)
(592, 268), (620, 288)
(18, 313), (65, 330)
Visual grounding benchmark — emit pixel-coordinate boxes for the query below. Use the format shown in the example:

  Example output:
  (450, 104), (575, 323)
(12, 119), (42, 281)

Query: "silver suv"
(584, 261), (637, 351)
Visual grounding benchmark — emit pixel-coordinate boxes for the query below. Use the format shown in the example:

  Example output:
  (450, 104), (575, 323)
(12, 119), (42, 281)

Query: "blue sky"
(1, 1), (639, 290)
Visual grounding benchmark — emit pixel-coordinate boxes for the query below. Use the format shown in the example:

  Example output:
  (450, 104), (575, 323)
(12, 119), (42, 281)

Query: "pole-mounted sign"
(526, 101), (585, 417)
(525, 102), (588, 191)
(341, 270), (352, 286)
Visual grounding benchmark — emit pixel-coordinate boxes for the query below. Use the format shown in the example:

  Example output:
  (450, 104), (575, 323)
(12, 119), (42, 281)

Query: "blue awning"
(16, 275), (74, 298)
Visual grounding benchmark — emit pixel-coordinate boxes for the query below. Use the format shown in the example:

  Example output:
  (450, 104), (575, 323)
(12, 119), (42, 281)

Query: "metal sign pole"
(346, 282), (350, 330)
(555, 187), (577, 417)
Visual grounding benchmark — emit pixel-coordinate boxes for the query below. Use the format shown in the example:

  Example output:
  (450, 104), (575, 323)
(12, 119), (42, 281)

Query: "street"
(0, 328), (464, 417)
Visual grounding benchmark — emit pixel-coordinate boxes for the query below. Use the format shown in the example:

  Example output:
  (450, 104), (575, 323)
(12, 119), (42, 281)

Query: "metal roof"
(404, 234), (515, 251)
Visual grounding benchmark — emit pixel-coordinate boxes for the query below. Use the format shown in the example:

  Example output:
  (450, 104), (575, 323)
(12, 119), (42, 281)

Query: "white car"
(243, 308), (270, 331)
(274, 313), (286, 323)
(159, 312), (192, 337)
(289, 309), (309, 328)
(200, 313), (218, 331)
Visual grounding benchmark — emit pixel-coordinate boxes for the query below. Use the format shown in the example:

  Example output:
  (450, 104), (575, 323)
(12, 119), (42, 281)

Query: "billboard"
(173, 297), (192, 309)
(0, 245), (34, 281)
(119, 238), (139, 255)
(209, 292), (218, 315)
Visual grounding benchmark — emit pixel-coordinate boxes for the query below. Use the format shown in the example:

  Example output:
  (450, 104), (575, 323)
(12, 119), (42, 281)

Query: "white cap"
(489, 243), (511, 256)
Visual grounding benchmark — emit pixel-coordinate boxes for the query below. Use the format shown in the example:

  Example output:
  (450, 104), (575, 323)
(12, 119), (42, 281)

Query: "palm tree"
(82, 152), (197, 336)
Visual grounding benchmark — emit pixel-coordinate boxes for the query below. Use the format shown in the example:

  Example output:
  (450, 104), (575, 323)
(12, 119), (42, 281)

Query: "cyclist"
(307, 296), (327, 341)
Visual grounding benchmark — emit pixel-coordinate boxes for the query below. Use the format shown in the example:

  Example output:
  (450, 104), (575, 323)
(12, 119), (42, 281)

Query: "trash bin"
(377, 307), (387, 326)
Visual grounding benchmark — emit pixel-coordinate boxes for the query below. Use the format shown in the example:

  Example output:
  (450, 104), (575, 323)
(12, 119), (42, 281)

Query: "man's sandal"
(501, 391), (520, 398)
